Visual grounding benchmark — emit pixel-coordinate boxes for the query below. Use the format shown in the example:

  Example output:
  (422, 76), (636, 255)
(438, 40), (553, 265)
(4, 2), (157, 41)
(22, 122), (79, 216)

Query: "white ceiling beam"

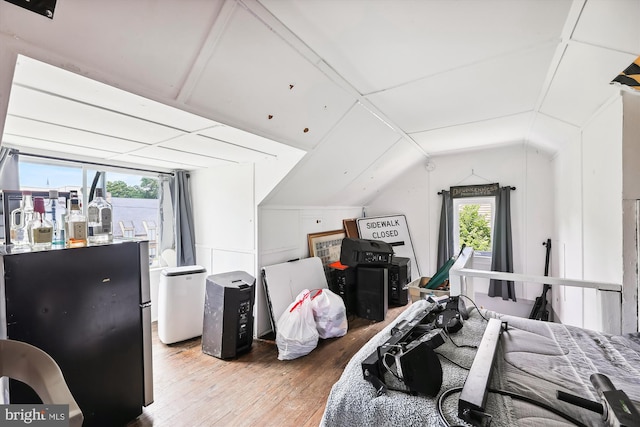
(14, 82), (189, 133)
(525, 0), (586, 145)
(175, 0), (239, 104)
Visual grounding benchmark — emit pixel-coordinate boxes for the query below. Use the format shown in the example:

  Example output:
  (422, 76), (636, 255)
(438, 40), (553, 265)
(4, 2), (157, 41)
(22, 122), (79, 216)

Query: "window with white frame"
(452, 196), (495, 257)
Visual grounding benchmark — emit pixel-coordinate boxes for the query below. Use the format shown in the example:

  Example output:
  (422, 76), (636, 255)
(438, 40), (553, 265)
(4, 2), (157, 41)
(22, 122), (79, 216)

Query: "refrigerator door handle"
(139, 241), (151, 303)
(137, 240), (154, 406)
(141, 305), (154, 406)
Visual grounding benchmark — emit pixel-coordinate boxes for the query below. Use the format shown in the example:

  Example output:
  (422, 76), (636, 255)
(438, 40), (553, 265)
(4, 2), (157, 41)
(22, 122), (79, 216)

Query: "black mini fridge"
(0, 241), (154, 426)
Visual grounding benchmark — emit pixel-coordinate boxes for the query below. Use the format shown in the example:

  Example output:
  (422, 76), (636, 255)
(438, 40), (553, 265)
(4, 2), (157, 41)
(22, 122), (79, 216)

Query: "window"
(453, 196), (494, 257)
(18, 158), (162, 265)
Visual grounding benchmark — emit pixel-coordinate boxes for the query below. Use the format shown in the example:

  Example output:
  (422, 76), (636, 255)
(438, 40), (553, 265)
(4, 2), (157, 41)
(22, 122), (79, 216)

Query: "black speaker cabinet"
(389, 257), (411, 306)
(356, 266), (388, 321)
(202, 271), (255, 359)
(329, 262), (357, 315)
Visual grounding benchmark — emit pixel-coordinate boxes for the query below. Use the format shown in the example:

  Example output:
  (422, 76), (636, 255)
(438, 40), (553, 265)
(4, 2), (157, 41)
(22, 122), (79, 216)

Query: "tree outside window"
(107, 178), (158, 199)
(458, 204), (492, 251)
(453, 197), (494, 256)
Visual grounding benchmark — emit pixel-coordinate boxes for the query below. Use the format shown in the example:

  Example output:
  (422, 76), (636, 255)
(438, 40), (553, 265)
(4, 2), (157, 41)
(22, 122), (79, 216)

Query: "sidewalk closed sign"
(356, 215), (419, 278)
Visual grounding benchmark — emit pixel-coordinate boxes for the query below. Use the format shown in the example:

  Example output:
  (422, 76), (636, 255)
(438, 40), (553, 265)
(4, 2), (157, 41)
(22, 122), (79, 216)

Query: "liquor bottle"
(65, 197), (87, 248)
(28, 197), (54, 249)
(67, 189), (79, 212)
(87, 188), (113, 244)
(9, 199), (25, 245)
(10, 191), (34, 247)
(46, 189), (67, 246)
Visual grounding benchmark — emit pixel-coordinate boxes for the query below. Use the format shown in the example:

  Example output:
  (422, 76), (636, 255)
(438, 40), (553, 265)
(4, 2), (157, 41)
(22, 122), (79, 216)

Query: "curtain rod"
(437, 186), (516, 195)
(16, 150), (174, 176)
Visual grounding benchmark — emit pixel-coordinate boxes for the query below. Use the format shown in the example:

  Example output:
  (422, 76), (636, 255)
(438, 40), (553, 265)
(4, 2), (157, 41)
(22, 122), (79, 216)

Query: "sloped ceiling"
(0, 0), (638, 205)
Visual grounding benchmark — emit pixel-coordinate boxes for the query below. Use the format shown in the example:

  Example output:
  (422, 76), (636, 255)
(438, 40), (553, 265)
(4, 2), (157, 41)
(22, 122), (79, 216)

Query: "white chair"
(119, 220), (135, 238)
(142, 220), (158, 259)
(160, 248), (177, 268)
(0, 339), (83, 427)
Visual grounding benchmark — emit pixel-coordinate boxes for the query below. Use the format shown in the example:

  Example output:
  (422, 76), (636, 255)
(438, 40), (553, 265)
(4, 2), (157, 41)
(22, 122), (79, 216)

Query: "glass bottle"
(46, 189), (67, 246)
(10, 191), (34, 247)
(65, 197), (87, 247)
(9, 199), (25, 246)
(28, 197), (54, 249)
(87, 188), (113, 244)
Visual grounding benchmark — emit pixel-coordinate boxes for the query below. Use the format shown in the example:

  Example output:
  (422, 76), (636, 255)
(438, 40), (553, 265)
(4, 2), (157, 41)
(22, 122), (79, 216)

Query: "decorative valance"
(450, 183), (499, 199)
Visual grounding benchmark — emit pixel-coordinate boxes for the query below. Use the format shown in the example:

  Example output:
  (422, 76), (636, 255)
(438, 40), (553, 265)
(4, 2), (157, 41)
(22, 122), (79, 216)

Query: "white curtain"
(0, 148), (20, 190)
(158, 175), (174, 254)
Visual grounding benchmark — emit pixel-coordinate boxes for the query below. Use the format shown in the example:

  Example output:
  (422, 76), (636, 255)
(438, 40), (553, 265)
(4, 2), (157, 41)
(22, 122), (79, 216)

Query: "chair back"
(0, 339), (83, 427)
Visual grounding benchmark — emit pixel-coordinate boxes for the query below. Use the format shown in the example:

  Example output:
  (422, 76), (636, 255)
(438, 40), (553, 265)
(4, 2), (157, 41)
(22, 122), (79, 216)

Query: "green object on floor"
(425, 257), (456, 289)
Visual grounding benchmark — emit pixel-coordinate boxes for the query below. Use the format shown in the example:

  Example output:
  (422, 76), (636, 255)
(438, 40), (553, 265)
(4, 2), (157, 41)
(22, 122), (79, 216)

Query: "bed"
(320, 299), (640, 426)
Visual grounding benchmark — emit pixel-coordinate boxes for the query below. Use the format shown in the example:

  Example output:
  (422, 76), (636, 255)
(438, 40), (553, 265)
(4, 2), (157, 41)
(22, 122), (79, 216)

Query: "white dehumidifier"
(158, 265), (207, 344)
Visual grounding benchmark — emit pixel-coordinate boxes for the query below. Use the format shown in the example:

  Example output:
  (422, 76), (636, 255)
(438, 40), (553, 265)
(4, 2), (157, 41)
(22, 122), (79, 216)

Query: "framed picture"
(307, 229), (346, 273)
(342, 218), (360, 238)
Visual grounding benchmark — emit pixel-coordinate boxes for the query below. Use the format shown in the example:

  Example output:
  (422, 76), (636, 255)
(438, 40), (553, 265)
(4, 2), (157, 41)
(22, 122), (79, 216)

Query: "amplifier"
(328, 261), (357, 315)
(340, 238), (394, 268)
(389, 257), (411, 306)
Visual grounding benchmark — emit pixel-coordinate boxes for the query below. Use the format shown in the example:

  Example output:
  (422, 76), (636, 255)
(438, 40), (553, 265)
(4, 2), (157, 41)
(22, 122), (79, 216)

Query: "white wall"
(553, 95), (624, 330)
(256, 205), (362, 337)
(190, 163), (256, 277)
(622, 92), (640, 333)
(552, 132), (584, 326)
(582, 98), (623, 331)
(0, 39), (17, 142)
(254, 150), (306, 204)
(190, 150), (305, 268)
(360, 163), (429, 279)
(366, 143), (555, 309)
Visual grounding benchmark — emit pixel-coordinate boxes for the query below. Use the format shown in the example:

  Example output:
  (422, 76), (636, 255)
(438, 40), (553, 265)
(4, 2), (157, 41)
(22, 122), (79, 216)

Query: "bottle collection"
(8, 189), (113, 250)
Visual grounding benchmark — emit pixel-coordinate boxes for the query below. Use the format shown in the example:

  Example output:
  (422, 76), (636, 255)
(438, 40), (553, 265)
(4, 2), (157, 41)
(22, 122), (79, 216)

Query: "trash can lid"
(162, 265), (207, 277)
(206, 271), (255, 288)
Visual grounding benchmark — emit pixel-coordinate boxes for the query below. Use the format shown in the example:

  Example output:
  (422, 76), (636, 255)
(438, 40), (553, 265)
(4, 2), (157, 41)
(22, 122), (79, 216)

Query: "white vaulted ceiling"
(3, 55), (305, 171)
(0, 0), (638, 204)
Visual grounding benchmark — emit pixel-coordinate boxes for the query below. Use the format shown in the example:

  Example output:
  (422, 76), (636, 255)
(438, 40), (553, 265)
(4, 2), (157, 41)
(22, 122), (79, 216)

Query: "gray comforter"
(320, 300), (640, 426)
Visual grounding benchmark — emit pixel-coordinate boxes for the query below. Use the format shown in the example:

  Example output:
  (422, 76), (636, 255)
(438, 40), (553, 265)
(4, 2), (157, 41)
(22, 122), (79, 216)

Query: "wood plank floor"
(126, 304), (411, 427)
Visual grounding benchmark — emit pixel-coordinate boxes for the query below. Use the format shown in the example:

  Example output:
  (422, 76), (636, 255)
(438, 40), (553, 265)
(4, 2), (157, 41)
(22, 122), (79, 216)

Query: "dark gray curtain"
(171, 170), (196, 266)
(437, 190), (454, 269)
(0, 148), (20, 190)
(488, 186), (515, 301)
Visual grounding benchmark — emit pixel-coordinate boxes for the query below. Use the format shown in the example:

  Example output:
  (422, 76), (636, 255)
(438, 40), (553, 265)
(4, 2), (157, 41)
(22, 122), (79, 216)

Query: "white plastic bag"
(276, 289), (319, 360)
(311, 289), (348, 339)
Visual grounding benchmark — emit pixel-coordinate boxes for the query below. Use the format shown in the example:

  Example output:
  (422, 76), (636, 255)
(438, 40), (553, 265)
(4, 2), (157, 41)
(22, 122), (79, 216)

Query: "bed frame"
(448, 247), (625, 334)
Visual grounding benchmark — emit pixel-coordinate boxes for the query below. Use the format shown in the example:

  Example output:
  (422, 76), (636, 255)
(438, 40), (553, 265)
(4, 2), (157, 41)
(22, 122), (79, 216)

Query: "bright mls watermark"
(1, 405), (69, 426)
